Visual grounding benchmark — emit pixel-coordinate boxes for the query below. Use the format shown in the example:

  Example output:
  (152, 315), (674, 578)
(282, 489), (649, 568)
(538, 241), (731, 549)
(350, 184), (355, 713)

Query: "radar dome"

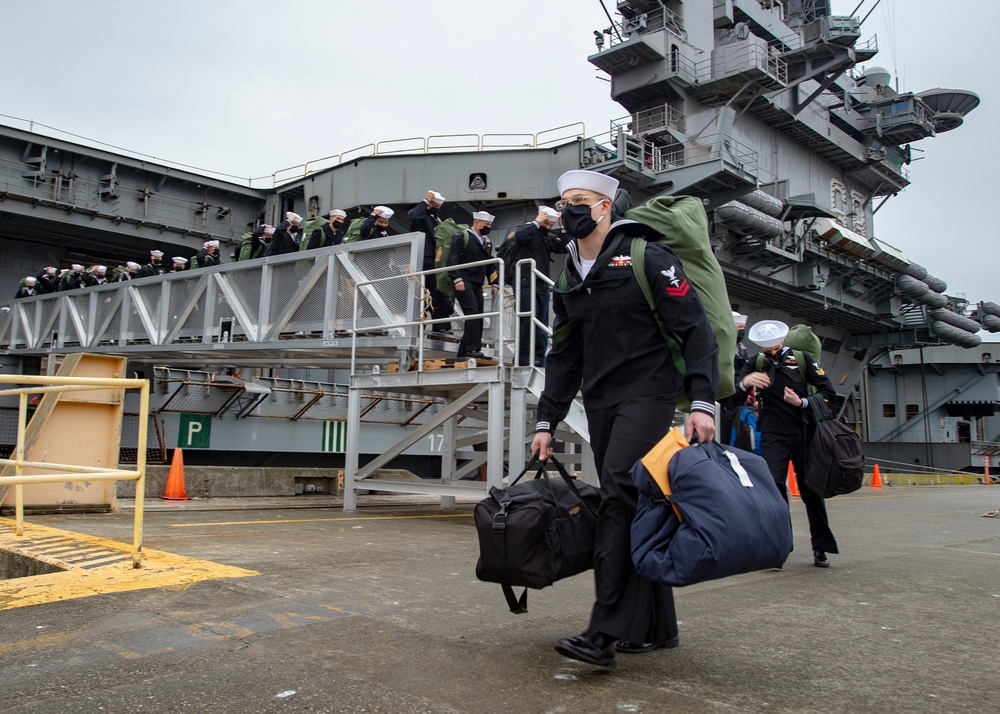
(863, 66), (892, 88)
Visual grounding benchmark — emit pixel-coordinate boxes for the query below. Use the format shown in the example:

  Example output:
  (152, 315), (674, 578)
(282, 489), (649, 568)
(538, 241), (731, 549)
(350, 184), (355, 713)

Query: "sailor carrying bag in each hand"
(630, 428), (792, 587)
(474, 455), (601, 613)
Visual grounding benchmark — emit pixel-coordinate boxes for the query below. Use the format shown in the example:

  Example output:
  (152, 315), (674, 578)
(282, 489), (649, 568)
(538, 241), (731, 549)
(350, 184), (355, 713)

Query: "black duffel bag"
(474, 455), (601, 613)
(805, 398), (865, 498)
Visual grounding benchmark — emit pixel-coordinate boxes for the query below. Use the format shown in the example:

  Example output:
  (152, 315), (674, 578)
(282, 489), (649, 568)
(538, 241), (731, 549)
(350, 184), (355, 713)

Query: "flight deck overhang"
(0, 123), (265, 197)
(0, 124), (267, 256)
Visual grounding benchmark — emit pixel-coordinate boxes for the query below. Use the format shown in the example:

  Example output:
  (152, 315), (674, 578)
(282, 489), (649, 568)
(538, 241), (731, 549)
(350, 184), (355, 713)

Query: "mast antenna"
(599, 1), (623, 42)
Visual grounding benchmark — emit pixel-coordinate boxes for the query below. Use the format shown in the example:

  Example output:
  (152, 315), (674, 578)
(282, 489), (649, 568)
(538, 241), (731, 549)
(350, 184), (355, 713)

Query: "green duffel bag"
(299, 215), (329, 250)
(342, 218), (365, 244)
(624, 195), (737, 407)
(433, 218), (470, 293)
(784, 323), (822, 358)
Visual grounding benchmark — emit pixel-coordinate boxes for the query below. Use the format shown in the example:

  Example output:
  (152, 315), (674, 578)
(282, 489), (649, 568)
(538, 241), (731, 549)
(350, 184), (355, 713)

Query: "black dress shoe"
(555, 629), (617, 668)
(615, 634), (680, 654)
(813, 549), (830, 568)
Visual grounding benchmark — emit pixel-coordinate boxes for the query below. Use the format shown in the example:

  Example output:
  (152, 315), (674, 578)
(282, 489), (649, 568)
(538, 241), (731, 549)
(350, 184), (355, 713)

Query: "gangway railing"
(0, 374), (150, 566)
(0, 233), (424, 366)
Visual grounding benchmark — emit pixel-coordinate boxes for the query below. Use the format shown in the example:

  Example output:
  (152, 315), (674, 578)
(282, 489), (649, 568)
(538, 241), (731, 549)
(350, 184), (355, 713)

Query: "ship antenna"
(598, 1), (623, 42)
(859, 0), (883, 26)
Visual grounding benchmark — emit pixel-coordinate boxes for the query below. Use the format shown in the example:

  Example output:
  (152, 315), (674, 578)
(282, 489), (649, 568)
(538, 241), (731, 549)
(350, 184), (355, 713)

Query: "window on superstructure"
(883, 404), (896, 418)
(905, 404), (920, 420)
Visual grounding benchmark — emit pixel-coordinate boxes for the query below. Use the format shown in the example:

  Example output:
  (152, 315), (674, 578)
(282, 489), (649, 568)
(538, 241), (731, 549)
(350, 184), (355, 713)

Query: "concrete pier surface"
(1, 485), (998, 713)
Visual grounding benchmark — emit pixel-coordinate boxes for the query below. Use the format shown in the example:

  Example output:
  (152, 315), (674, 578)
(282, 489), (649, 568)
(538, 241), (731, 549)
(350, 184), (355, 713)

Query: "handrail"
(347, 253), (558, 372)
(350, 257), (508, 375)
(427, 134), (481, 152)
(512, 258), (556, 367)
(535, 122), (586, 147)
(375, 137), (426, 156)
(606, 5), (686, 47)
(0, 375), (150, 567)
(303, 152), (342, 175)
(269, 123), (586, 187)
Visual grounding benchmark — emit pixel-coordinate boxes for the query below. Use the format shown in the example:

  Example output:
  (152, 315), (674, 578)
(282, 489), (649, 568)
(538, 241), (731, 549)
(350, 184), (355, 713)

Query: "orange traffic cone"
(162, 448), (188, 500)
(871, 463), (883, 490)
(787, 462), (800, 497)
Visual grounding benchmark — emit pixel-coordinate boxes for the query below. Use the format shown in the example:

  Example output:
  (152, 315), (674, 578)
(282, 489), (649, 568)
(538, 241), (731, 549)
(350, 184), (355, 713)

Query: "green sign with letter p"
(178, 414), (212, 448)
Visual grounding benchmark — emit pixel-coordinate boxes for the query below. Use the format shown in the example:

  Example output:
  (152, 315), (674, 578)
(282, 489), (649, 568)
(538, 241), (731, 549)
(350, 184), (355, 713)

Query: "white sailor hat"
(328, 209), (346, 218)
(539, 206), (560, 221)
(286, 212), (303, 223)
(429, 190), (446, 204)
(71, 263), (84, 271)
(46, 267), (57, 275)
(263, 226), (275, 235)
(25, 276), (37, 285)
(748, 320), (789, 348)
(556, 169), (619, 199)
(732, 311), (748, 326)
(96, 265), (107, 272)
(207, 240), (220, 247)
(150, 250), (164, 257)
(172, 257), (188, 264)
(472, 210), (496, 223)
(374, 206), (394, 219)
(127, 261), (140, 270)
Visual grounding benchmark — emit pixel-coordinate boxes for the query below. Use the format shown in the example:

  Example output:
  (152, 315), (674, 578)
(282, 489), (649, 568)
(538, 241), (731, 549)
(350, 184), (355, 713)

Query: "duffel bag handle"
(509, 454), (541, 487)
(509, 455), (593, 510)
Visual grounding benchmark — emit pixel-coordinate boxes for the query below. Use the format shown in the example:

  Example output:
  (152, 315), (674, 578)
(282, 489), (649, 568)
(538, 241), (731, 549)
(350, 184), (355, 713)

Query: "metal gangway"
(0, 234), (594, 510)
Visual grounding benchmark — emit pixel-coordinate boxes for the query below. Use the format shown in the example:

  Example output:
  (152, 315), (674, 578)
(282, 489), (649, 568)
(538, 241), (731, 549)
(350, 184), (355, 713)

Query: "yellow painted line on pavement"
(168, 513), (474, 528)
(0, 519), (258, 611)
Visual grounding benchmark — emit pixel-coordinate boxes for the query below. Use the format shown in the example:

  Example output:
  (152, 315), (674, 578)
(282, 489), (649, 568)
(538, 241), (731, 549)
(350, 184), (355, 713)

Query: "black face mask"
(332, 220), (343, 229)
(561, 203), (601, 239)
(737, 329), (746, 342)
(480, 225), (492, 237)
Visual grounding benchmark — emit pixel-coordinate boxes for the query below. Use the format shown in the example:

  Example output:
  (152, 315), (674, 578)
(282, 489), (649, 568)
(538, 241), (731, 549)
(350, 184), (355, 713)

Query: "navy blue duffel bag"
(631, 428), (792, 587)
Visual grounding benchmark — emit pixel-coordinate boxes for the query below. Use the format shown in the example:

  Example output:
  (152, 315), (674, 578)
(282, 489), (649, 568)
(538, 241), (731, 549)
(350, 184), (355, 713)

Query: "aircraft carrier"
(0, 0), (992, 507)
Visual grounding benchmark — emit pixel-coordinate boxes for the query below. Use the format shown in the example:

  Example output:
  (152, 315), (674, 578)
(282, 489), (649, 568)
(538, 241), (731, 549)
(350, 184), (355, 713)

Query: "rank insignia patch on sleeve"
(661, 267), (689, 297)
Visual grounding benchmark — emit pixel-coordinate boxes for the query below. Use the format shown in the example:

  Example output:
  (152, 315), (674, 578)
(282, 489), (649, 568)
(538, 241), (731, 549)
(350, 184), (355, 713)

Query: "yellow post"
(15, 391), (27, 536)
(133, 380), (150, 568)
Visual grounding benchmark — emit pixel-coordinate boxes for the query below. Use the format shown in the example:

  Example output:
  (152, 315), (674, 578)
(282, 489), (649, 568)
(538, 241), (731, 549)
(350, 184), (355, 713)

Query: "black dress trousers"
(584, 394), (679, 645)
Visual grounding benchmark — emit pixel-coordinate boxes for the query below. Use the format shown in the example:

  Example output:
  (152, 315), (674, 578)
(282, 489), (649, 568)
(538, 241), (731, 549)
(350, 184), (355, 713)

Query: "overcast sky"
(1, 0), (995, 305)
